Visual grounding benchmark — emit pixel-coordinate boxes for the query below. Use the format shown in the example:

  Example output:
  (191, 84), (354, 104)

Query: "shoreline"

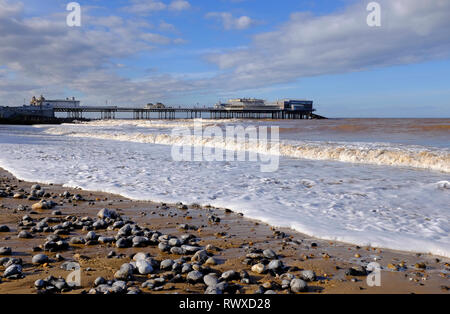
(0, 167), (449, 294)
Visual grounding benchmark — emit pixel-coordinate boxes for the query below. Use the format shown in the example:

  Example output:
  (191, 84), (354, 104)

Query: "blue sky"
(1, 0), (449, 117)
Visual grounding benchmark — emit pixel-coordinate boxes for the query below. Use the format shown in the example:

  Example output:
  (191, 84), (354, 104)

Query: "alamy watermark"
(366, 262), (382, 287)
(65, 262), (82, 287)
(66, 2), (81, 27)
(367, 2), (381, 27)
(170, 120), (280, 173)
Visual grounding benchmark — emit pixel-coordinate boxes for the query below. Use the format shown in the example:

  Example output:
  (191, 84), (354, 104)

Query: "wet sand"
(0, 168), (448, 294)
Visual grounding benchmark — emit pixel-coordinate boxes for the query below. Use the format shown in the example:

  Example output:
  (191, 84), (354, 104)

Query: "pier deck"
(53, 106), (324, 120)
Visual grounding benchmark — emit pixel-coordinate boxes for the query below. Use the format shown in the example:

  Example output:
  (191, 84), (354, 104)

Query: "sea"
(0, 118), (449, 257)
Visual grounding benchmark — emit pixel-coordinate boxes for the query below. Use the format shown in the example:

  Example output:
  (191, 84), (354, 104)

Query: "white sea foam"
(1, 123), (449, 257)
(44, 122), (450, 173)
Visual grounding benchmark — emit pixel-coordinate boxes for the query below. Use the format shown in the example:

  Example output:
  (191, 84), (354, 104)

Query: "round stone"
(160, 259), (174, 270)
(168, 238), (181, 247)
(300, 270), (316, 282)
(0, 247), (12, 255)
(221, 270), (239, 281)
(32, 254), (49, 264)
(290, 279), (308, 293)
(203, 274), (218, 287)
(251, 263), (266, 274)
(97, 208), (118, 219)
(114, 263), (134, 281)
(268, 259), (283, 271)
(263, 249), (277, 259)
(204, 257), (217, 266)
(4, 264), (22, 277)
(136, 259), (154, 275)
(133, 252), (150, 261)
(116, 238), (131, 248)
(187, 270), (203, 283)
(18, 230), (33, 239)
(132, 236), (148, 247)
(34, 279), (46, 289)
(94, 277), (106, 286)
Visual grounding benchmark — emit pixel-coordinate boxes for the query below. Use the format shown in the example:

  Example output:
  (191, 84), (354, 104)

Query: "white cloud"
(206, 0), (450, 90)
(159, 21), (177, 32)
(206, 12), (254, 30)
(0, 0), (193, 105)
(123, 0), (167, 15)
(169, 0), (191, 11)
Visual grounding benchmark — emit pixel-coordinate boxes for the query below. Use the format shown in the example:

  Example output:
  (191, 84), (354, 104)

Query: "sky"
(0, 0), (449, 117)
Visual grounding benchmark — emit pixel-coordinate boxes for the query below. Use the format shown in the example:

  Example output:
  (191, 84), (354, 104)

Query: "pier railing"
(53, 106), (323, 120)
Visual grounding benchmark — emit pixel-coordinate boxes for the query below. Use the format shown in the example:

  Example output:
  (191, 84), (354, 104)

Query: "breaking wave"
(45, 125), (450, 173)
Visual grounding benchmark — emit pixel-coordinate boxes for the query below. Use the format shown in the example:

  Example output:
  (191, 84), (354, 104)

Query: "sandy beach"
(0, 167), (448, 294)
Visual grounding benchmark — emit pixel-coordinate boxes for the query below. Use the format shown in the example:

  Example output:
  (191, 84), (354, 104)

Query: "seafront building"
(215, 98), (314, 111)
(30, 95), (80, 108)
(0, 95), (80, 121)
(145, 102), (166, 109)
(276, 99), (314, 111)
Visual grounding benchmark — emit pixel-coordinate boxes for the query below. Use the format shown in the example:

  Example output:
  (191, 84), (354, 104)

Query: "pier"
(53, 106), (325, 120)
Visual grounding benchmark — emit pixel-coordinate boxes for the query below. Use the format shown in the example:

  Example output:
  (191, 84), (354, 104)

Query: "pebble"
(268, 260), (284, 272)
(170, 247), (185, 255)
(300, 270), (316, 282)
(187, 270), (204, 283)
(205, 285), (223, 294)
(290, 279), (308, 293)
(346, 266), (367, 276)
(94, 277), (106, 286)
(192, 250), (209, 263)
(168, 238), (181, 247)
(32, 254), (49, 264)
(415, 262), (427, 269)
(132, 236), (148, 247)
(111, 281), (127, 293)
(181, 245), (202, 253)
(69, 237), (86, 245)
(263, 249), (277, 259)
(136, 259), (154, 275)
(117, 224), (132, 237)
(251, 263), (266, 274)
(203, 274), (219, 287)
(133, 252), (150, 261)
(34, 279), (46, 289)
(114, 263), (134, 281)
(97, 208), (118, 220)
(0, 247), (12, 255)
(221, 270), (239, 281)
(18, 230), (33, 238)
(4, 264), (22, 278)
(181, 263), (193, 274)
(85, 231), (97, 241)
(158, 242), (170, 252)
(204, 257), (218, 266)
(0, 225), (10, 232)
(160, 259), (174, 270)
(116, 238), (131, 248)
(281, 279), (291, 289)
(98, 236), (115, 244)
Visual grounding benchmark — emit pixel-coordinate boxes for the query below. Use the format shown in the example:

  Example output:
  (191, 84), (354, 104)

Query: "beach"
(0, 167), (449, 294)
